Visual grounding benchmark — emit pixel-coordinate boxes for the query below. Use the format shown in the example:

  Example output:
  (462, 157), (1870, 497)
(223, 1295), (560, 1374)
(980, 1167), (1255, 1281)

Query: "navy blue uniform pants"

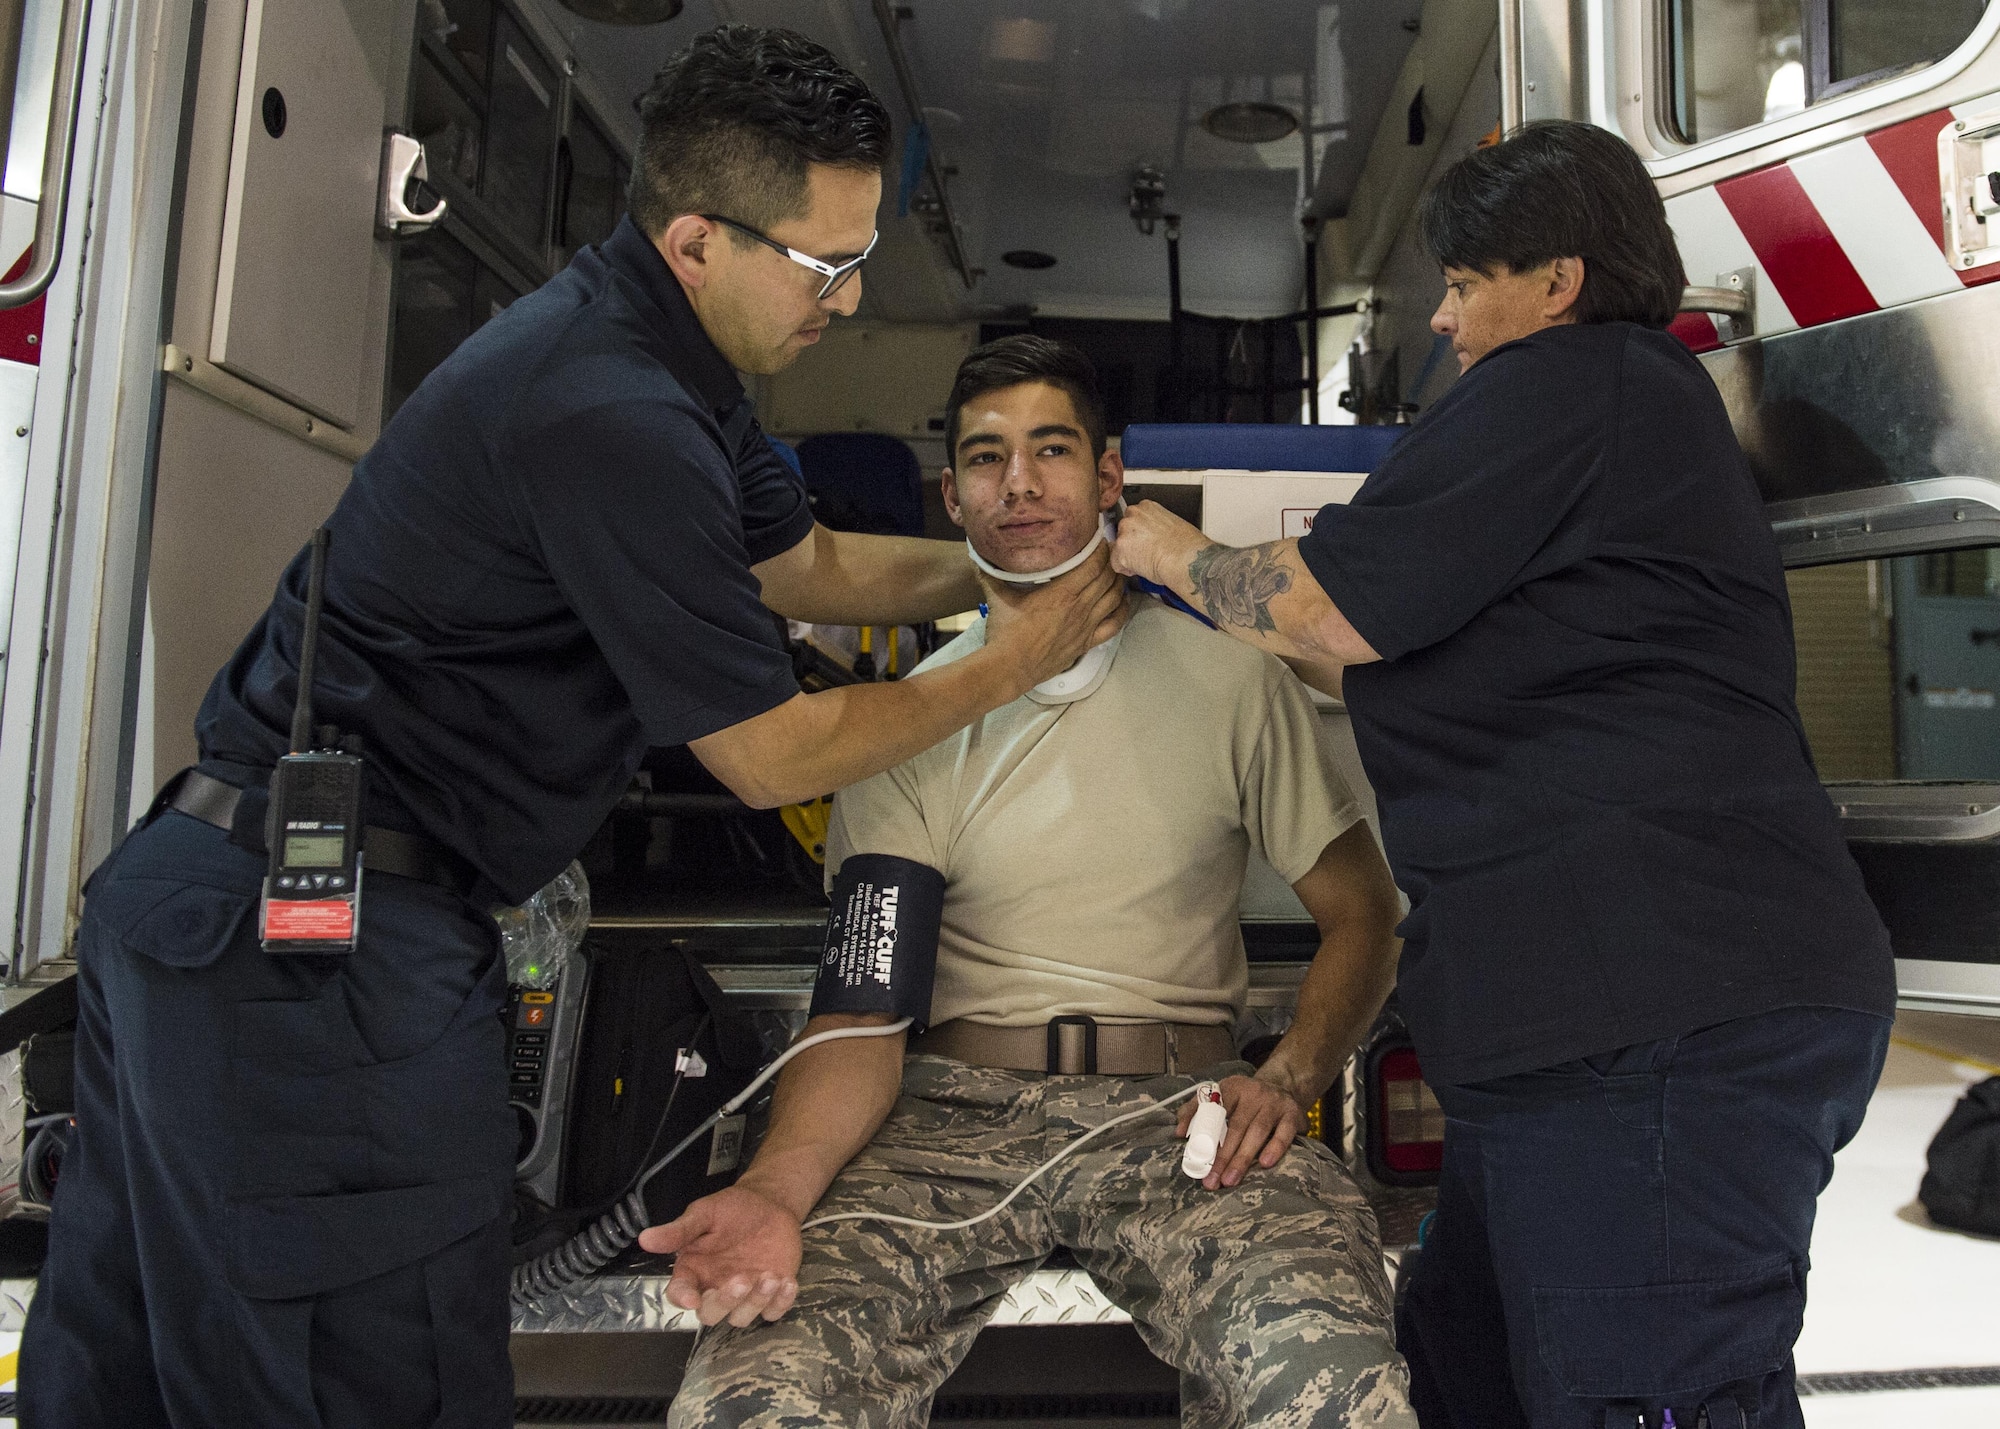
(19, 810), (517, 1428)
(1397, 1006), (1890, 1429)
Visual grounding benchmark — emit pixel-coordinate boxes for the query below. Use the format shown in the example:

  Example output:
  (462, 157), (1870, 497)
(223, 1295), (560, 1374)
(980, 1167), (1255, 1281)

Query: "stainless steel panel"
(146, 383), (353, 793)
(211, 0), (399, 428)
(1829, 781), (2000, 842)
(1766, 478), (2000, 567)
(1707, 283), (2000, 564)
(1895, 957), (2000, 1014)
(1519, 0), (1585, 121)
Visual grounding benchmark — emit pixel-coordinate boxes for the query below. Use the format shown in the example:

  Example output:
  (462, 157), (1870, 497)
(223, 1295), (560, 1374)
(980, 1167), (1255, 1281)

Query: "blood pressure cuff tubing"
(811, 854), (944, 1031)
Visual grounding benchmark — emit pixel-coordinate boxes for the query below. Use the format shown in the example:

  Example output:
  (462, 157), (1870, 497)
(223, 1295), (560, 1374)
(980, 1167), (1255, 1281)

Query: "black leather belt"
(167, 768), (479, 899)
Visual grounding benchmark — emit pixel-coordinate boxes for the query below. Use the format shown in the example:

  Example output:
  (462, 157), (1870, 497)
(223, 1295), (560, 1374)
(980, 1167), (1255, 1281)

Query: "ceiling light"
(557, 0), (683, 23)
(1001, 250), (1058, 270)
(987, 18), (1056, 64)
(1200, 101), (1299, 145)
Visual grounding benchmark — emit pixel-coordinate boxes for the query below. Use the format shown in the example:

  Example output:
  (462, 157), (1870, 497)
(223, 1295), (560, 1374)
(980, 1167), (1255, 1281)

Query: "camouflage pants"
(671, 1055), (1413, 1429)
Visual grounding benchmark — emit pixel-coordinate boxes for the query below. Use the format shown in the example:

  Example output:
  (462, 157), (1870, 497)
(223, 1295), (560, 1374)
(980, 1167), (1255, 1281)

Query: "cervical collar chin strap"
(967, 511), (1116, 587)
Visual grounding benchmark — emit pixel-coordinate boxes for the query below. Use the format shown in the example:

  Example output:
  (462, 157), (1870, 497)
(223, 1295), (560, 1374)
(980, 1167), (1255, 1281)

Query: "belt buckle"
(1046, 1015), (1098, 1075)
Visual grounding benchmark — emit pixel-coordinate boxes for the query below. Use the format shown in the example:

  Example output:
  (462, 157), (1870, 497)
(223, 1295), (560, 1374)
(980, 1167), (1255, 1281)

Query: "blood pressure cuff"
(812, 854), (944, 1031)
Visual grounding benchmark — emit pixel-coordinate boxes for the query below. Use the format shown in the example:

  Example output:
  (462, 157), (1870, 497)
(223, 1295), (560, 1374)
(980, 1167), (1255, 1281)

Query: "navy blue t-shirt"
(197, 217), (813, 905)
(1299, 322), (1895, 1085)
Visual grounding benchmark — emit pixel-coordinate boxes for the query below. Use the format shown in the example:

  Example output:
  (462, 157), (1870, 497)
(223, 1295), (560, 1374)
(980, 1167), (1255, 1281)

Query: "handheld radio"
(259, 528), (365, 953)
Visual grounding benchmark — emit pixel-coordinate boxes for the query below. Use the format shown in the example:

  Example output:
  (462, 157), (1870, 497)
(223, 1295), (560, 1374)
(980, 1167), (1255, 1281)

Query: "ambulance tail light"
(1364, 1043), (1444, 1184)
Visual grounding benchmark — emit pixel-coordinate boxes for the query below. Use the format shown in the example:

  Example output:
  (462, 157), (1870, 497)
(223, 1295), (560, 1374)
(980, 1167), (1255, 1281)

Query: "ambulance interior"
(1, 0), (2000, 1419)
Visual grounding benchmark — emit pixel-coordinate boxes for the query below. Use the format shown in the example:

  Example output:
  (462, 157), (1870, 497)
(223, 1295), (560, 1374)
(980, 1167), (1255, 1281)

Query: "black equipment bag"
(1918, 1075), (2000, 1236)
(513, 940), (765, 1267)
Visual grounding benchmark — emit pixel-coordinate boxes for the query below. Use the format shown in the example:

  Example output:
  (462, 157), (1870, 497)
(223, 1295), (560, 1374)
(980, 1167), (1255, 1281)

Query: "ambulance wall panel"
(168, 0), (252, 366)
(1340, 0), (1497, 284)
(144, 385), (351, 789)
(1368, 29), (1500, 418)
(208, 0), (404, 431)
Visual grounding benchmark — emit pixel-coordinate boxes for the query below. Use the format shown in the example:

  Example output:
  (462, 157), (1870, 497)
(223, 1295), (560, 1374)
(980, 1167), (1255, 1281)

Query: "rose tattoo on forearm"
(1188, 543), (1292, 634)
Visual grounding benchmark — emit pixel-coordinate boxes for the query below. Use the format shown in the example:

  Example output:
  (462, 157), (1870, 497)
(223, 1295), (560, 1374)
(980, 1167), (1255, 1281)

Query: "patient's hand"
(1175, 1072), (1310, 1192)
(640, 1184), (803, 1328)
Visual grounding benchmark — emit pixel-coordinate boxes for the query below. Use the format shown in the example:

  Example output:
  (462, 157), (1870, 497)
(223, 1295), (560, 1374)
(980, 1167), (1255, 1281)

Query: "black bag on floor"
(512, 941), (766, 1267)
(1919, 1075), (2000, 1236)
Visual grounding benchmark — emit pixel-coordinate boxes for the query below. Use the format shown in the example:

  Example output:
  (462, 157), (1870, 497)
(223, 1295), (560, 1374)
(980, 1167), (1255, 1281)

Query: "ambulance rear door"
(1529, 0), (2000, 1012)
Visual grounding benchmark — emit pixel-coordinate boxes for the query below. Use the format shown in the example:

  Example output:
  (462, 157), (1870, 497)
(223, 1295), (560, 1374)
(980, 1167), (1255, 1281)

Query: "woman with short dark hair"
(1114, 120), (1894, 1429)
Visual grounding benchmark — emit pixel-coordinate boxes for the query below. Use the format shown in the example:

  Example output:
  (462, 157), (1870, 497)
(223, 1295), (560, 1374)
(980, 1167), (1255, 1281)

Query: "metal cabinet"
(389, 0), (630, 419)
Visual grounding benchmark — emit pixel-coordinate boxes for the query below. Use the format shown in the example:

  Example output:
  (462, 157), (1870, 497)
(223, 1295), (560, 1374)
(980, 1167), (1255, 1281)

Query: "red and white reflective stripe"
(1666, 103), (2000, 351)
(1718, 161), (1879, 326)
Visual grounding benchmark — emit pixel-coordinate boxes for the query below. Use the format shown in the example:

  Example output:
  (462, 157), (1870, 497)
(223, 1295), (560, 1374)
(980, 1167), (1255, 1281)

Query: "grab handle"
(0, 0), (91, 310)
(378, 131), (447, 237)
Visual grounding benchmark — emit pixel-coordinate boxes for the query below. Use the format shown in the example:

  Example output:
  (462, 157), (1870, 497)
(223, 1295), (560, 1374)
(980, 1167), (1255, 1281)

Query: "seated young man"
(652, 336), (1414, 1428)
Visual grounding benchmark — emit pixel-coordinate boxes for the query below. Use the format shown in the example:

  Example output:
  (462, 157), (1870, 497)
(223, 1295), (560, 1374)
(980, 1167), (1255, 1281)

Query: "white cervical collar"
(966, 510), (1116, 587)
(970, 509), (1124, 704)
(1024, 627), (1123, 704)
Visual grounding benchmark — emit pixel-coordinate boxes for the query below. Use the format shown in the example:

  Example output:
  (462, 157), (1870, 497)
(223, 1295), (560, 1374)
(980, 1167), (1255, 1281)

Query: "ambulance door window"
(1666, 0), (1989, 144)
(1823, 0), (1988, 98)
(1788, 548), (2000, 780)
(1893, 548), (2000, 779)
(1667, 0), (1806, 142)
(483, 11), (559, 262)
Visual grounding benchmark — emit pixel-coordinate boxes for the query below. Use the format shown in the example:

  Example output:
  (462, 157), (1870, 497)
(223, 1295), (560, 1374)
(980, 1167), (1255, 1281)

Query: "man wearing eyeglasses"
(20, 24), (1123, 1429)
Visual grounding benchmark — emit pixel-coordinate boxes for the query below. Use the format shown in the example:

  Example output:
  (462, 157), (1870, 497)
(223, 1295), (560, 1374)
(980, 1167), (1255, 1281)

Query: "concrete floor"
(1794, 1011), (2000, 1426)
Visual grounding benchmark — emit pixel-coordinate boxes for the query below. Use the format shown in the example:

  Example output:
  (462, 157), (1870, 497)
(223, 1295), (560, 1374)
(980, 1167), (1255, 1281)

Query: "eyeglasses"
(701, 214), (879, 300)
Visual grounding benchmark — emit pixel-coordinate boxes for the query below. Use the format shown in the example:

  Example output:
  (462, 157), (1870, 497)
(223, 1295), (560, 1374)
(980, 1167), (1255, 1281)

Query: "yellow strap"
(780, 795), (834, 864)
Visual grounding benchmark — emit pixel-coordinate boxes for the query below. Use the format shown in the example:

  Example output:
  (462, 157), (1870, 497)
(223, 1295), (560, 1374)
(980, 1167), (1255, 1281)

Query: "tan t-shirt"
(825, 599), (1363, 1028)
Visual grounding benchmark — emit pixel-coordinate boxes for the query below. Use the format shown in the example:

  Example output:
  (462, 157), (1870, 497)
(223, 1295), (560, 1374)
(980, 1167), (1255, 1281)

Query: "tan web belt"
(911, 1016), (1237, 1076)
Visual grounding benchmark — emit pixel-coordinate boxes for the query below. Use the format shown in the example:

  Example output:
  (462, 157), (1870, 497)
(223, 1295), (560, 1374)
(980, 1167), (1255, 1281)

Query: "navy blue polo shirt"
(1299, 322), (1895, 1086)
(196, 217), (813, 905)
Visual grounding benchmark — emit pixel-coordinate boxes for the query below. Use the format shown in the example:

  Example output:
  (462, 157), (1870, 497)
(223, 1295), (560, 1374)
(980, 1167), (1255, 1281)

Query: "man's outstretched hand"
(1174, 1072), (1310, 1192)
(638, 1183), (803, 1328)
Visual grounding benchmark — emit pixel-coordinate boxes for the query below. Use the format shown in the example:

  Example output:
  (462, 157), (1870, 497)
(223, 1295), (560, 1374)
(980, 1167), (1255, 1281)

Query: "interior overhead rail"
(870, 0), (974, 291)
(0, 0), (91, 310)
(1497, 0), (1524, 137)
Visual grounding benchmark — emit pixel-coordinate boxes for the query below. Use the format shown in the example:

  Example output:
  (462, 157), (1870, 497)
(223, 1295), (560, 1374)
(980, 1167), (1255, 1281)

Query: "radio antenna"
(291, 528), (330, 754)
